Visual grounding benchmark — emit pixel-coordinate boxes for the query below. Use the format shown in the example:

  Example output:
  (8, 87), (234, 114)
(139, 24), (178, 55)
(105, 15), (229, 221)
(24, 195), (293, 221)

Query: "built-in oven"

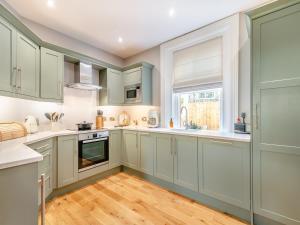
(78, 131), (109, 172)
(125, 84), (141, 103)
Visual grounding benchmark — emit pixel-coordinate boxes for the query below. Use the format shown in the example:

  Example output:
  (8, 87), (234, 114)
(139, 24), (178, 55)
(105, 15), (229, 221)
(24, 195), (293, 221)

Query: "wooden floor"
(42, 173), (248, 225)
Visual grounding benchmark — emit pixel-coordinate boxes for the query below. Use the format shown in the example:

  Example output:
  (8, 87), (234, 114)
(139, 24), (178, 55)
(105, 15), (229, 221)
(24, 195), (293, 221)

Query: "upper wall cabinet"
(0, 16), (39, 98)
(99, 68), (124, 105)
(0, 16), (16, 94)
(123, 63), (153, 105)
(41, 47), (64, 101)
(16, 33), (40, 98)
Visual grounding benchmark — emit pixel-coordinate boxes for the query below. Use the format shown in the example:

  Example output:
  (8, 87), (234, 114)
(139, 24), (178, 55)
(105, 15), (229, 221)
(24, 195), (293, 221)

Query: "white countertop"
(0, 127), (250, 170)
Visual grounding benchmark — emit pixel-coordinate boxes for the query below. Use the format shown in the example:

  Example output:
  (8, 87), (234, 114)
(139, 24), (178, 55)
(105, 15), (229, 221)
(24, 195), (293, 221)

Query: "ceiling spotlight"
(118, 37), (123, 43)
(47, 0), (55, 8)
(169, 8), (175, 17)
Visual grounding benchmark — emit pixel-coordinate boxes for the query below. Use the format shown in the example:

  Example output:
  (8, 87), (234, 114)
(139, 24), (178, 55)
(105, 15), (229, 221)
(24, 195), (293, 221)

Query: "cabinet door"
(107, 69), (124, 104)
(57, 135), (78, 187)
(199, 139), (250, 209)
(41, 47), (63, 101)
(16, 32), (39, 97)
(109, 130), (122, 169)
(139, 132), (155, 175)
(122, 130), (138, 169)
(174, 135), (198, 191)
(123, 67), (142, 86)
(154, 134), (173, 183)
(0, 16), (16, 93)
(252, 4), (300, 224)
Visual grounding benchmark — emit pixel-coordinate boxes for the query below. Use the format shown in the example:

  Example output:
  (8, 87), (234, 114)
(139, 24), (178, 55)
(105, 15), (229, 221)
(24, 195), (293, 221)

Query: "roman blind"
(173, 37), (223, 91)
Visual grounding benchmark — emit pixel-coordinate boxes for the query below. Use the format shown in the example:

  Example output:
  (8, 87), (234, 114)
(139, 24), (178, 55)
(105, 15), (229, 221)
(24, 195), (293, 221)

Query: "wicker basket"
(0, 122), (28, 142)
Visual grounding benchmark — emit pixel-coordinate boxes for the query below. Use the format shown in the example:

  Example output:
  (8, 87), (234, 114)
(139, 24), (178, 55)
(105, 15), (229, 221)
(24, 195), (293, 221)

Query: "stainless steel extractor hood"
(67, 62), (102, 91)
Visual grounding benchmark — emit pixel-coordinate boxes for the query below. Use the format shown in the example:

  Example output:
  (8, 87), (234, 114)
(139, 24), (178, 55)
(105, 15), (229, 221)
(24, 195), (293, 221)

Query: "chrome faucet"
(180, 106), (189, 130)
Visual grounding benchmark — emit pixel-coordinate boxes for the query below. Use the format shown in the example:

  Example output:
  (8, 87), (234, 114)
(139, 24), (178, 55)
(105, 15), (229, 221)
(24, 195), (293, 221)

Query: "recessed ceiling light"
(169, 8), (175, 17)
(47, 0), (55, 8)
(118, 37), (123, 43)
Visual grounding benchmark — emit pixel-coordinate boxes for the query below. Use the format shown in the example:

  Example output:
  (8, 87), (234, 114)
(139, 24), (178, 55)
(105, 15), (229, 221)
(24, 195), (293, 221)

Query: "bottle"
(169, 118), (174, 128)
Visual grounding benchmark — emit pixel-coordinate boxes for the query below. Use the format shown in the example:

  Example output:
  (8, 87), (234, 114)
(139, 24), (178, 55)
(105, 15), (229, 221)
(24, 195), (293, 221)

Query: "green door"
(41, 47), (63, 101)
(57, 135), (78, 187)
(0, 16), (16, 93)
(122, 130), (138, 169)
(109, 130), (122, 169)
(173, 135), (198, 191)
(154, 133), (173, 183)
(107, 69), (124, 104)
(139, 132), (155, 175)
(16, 32), (39, 97)
(252, 4), (300, 224)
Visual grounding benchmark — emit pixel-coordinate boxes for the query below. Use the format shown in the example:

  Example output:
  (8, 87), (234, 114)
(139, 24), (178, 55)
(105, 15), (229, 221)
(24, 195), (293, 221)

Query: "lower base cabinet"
(57, 135), (78, 188)
(109, 130), (122, 169)
(139, 132), (155, 175)
(122, 130), (139, 169)
(198, 139), (250, 210)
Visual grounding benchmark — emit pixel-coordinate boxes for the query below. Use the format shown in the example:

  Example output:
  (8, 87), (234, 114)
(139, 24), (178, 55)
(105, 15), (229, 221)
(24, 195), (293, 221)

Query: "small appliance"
(24, 116), (39, 134)
(78, 130), (109, 172)
(76, 121), (93, 131)
(124, 84), (141, 103)
(148, 110), (160, 128)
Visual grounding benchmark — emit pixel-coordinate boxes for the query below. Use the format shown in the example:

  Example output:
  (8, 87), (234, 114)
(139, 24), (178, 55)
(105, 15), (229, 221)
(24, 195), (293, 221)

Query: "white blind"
(173, 37), (222, 89)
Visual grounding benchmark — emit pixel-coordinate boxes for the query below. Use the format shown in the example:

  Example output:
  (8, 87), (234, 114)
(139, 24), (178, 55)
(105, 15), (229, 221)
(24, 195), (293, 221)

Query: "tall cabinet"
(252, 2), (300, 225)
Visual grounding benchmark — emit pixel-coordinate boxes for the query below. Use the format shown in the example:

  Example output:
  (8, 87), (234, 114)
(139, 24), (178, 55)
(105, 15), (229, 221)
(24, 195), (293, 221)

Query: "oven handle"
(82, 137), (108, 144)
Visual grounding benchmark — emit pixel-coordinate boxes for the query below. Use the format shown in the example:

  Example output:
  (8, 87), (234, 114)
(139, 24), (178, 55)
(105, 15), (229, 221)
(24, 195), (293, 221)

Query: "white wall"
(124, 15), (251, 125)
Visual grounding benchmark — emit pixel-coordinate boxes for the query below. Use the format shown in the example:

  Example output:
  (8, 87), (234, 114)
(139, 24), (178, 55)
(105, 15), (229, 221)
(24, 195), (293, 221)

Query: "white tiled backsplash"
(0, 88), (159, 131)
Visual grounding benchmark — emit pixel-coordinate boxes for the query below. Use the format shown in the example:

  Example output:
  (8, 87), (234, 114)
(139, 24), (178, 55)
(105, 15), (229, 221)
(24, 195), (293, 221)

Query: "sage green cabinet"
(198, 139), (250, 209)
(99, 68), (124, 105)
(154, 133), (173, 183)
(41, 47), (63, 101)
(0, 16), (16, 94)
(123, 67), (142, 86)
(138, 132), (155, 175)
(252, 3), (300, 224)
(109, 130), (122, 169)
(16, 32), (40, 97)
(27, 138), (53, 204)
(173, 135), (198, 191)
(57, 135), (78, 187)
(122, 130), (138, 169)
(0, 163), (38, 225)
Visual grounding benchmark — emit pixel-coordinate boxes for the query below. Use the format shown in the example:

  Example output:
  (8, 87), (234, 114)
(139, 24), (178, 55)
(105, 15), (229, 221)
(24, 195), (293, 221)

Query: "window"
(175, 88), (222, 130)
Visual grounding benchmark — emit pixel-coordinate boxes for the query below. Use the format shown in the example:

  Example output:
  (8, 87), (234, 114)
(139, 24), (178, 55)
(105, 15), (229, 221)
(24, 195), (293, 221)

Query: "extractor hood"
(67, 62), (102, 91)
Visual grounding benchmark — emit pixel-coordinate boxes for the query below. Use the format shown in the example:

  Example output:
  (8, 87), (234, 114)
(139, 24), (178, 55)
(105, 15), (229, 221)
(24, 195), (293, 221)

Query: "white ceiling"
(5, 0), (270, 58)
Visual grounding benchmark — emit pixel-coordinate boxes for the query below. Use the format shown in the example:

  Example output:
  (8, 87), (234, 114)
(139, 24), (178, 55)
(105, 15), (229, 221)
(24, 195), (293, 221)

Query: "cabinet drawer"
(28, 138), (53, 153)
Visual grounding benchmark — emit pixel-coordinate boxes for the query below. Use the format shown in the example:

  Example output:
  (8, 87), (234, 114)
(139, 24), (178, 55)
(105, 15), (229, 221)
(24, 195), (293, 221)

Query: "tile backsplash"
(0, 88), (160, 131)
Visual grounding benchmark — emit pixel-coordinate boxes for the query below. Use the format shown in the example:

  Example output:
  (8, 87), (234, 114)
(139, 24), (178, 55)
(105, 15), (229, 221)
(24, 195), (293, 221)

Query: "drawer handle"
(210, 140), (233, 145)
(36, 144), (50, 151)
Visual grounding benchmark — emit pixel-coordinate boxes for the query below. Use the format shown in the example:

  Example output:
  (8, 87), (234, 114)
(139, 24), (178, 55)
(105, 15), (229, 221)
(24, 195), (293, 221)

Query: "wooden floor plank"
(42, 172), (249, 225)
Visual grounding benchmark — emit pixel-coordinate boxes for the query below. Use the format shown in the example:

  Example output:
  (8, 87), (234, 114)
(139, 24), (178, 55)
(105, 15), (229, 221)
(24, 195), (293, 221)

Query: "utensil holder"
(51, 122), (60, 131)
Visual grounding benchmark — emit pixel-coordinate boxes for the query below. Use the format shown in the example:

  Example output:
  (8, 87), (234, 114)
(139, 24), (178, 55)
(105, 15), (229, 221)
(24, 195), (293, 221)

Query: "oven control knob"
(93, 133), (98, 138)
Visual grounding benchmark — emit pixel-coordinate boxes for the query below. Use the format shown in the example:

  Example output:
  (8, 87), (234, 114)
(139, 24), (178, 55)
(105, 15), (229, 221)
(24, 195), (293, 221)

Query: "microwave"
(125, 84), (142, 103)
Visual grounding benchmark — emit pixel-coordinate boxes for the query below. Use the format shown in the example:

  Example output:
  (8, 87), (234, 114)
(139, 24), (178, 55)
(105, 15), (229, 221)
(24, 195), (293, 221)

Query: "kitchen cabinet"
(173, 135), (198, 191)
(57, 135), (78, 187)
(123, 63), (153, 105)
(198, 138), (250, 209)
(139, 132), (155, 175)
(16, 32), (40, 98)
(154, 133), (173, 183)
(122, 130), (139, 169)
(252, 2), (300, 224)
(0, 16), (16, 94)
(27, 138), (53, 204)
(99, 68), (124, 105)
(40, 47), (64, 101)
(109, 130), (122, 169)
(0, 163), (39, 225)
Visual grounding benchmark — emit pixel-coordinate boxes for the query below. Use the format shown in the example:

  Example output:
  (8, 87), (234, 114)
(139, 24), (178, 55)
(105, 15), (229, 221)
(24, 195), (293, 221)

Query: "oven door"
(78, 137), (109, 172)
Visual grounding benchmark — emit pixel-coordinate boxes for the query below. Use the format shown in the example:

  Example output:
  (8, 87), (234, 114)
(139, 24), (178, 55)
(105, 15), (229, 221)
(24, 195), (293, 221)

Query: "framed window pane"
(178, 88), (222, 130)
